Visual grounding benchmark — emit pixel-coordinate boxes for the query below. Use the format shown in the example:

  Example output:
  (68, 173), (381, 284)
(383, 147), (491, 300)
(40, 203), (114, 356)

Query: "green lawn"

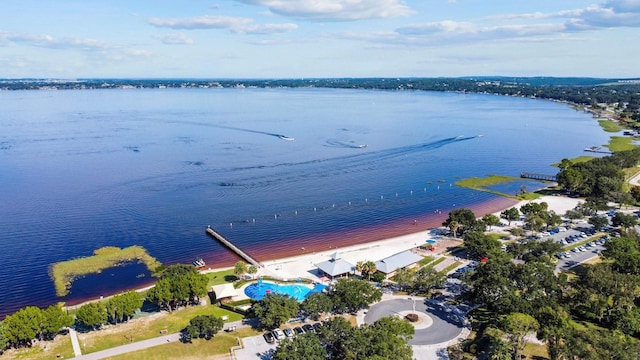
(104, 327), (261, 360)
(598, 119), (623, 132)
(551, 155), (595, 167)
(0, 333), (75, 360)
(78, 305), (244, 354)
(205, 269), (238, 288)
(607, 136), (637, 152)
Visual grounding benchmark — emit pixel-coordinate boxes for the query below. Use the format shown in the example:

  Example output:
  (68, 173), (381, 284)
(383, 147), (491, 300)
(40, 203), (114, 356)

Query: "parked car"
(263, 332), (275, 344)
(293, 326), (305, 335)
(273, 328), (286, 340)
(302, 324), (316, 333)
(283, 328), (294, 338)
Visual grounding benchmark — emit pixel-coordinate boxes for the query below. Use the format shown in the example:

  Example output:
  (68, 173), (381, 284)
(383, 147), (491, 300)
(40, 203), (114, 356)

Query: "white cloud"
(234, 23), (298, 34)
(148, 15), (253, 30)
(153, 33), (194, 45)
(147, 15), (297, 35)
(234, 0), (413, 21)
(0, 31), (114, 50)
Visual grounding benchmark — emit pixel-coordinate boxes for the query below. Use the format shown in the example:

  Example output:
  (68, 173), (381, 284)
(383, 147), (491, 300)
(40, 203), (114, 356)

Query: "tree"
(329, 278), (382, 312)
(300, 292), (333, 320)
(601, 236), (640, 275)
(412, 267), (446, 295)
(611, 212), (637, 229)
(2, 306), (43, 348)
(500, 207), (520, 226)
(107, 291), (143, 324)
(355, 260), (377, 281)
(588, 215), (609, 230)
(363, 316), (414, 360)
(443, 208), (480, 236)
(273, 333), (326, 360)
(147, 264), (208, 311)
(463, 231), (501, 260)
(184, 315), (223, 341)
(234, 261), (248, 278)
(391, 268), (415, 292)
(253, 293), (299, 329)
(0, 321), (8, 353)
(247, 265), (258, 279)
(504, 313), (539, 360)
(76, 302), (107, 330)
(482, 214), (501, 230)
(40, 305), (73, 340)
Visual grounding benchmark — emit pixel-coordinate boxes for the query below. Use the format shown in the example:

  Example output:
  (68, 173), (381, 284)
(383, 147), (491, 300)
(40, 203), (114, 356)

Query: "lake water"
(0, 87), (609, 317)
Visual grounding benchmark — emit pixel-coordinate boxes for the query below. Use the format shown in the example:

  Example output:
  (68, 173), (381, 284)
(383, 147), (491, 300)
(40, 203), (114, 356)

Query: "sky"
(0, 0), (639, 79)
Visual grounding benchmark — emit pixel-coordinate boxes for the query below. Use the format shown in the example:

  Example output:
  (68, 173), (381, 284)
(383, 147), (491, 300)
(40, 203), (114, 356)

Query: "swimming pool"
(244, 280), (327, 301)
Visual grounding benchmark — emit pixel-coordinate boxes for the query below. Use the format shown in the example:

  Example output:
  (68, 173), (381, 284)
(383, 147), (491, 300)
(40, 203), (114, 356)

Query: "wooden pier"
(520, 172), (558, 182)
(206, 227), (262, 268)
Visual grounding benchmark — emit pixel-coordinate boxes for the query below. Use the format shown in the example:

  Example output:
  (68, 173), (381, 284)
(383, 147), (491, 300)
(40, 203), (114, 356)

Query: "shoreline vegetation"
(49, 245), (162, 297)
(454, 174), (544, 200)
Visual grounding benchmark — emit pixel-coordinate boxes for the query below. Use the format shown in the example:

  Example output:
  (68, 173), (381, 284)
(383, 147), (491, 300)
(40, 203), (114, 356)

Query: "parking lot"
(525, 222), (611, 270)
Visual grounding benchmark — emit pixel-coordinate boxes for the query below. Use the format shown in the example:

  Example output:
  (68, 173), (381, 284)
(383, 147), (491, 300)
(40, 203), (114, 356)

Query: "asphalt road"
(364, 298), (464, 346)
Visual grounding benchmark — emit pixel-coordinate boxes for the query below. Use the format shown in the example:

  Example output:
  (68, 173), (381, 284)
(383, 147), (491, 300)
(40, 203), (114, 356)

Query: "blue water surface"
(0, 87), (610, 316)
(244, 281), (327, 301)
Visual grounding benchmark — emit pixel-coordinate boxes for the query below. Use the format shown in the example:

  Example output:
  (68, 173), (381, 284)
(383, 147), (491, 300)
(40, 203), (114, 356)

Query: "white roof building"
(375, 250), (423, 276)
(315, 252), (355, 279)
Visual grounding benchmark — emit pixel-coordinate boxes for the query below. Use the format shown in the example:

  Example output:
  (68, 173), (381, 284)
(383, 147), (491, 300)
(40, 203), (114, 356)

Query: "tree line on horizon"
(2, 78), (639, 120)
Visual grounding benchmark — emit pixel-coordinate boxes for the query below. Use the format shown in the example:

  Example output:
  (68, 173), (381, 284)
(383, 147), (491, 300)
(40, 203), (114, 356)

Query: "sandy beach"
(254, 195), (583, 282)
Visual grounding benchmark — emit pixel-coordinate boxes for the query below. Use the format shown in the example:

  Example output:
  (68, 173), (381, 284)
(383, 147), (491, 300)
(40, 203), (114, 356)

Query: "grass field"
(78, 305), (243, 354)
(607, 136), (637, 152)
(455, 174), (546, 199)
(50, 246), (162, 297)
(0, 333), (75, 360)
(598, 119), (623, 132)
(104, 327), (260, 360)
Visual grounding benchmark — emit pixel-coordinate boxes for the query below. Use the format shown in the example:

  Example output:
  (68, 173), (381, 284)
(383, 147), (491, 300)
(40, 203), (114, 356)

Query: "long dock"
(206, 226), (262, 268)
(520, 172), (558, 182)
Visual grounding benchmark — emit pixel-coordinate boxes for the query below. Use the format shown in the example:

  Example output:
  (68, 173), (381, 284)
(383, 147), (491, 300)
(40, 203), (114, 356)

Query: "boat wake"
(325, 139), (368, 149)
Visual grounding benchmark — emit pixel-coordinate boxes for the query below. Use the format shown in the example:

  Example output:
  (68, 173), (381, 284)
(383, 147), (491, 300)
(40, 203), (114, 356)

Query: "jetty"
(584, 146), (612, 154)
(520, 172), (558, 182)
(206, 226), (262, 268)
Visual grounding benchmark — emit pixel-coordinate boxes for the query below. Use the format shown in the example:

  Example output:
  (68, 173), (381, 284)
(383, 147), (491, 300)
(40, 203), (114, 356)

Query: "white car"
(273, 329), (286, 340)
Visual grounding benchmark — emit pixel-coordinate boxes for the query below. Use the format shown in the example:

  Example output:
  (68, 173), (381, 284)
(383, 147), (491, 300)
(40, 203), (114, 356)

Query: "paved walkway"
(69, 328), (82, 357)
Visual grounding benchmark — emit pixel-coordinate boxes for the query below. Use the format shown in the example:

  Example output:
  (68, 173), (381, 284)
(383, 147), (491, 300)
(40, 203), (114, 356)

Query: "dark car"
(312, 322), (322, 333)
(302, 323), (315, 333)
(263, 332), (275, 344)
(283, 328), (294, 338)
(293, 326), (305, 335)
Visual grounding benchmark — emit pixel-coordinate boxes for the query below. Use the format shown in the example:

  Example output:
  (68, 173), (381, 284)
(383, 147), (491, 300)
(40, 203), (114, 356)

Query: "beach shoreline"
(62, 194), (582, 310)
(251, 194), (582, 282)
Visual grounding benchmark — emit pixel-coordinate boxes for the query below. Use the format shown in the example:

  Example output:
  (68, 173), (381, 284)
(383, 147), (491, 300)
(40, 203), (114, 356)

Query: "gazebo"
(315, 252), (355, 279)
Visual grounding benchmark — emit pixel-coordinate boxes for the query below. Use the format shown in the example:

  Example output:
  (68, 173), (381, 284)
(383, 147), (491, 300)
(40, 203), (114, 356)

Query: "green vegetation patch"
(79, 305), (243, 354)
(456, 174), (541, 199)
(598, 119), (623, 132)
(50, 246), (162, 297)
(552, 155), (596, 167)
(106, 327), (261, 360)
(607, 136), (637, 152)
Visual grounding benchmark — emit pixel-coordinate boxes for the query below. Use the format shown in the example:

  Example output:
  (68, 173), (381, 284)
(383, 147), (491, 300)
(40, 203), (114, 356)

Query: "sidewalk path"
(69, 328), (82, 357)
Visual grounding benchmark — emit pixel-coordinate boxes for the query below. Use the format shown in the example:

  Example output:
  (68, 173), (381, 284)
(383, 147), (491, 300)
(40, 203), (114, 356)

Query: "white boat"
(192, 258), (206, 267)
(278, 135), (294, 141)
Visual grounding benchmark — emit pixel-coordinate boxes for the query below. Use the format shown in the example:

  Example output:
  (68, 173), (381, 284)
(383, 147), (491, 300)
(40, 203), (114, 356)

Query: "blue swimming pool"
(244, 280), (327, 301)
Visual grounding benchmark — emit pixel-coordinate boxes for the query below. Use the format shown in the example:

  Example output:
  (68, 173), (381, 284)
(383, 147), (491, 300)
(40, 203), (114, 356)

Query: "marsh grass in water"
(49, 246), (162, 297)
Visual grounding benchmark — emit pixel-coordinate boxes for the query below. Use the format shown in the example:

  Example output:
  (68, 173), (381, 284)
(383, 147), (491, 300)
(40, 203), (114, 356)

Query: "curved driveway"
(364, 298), (465, 346)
